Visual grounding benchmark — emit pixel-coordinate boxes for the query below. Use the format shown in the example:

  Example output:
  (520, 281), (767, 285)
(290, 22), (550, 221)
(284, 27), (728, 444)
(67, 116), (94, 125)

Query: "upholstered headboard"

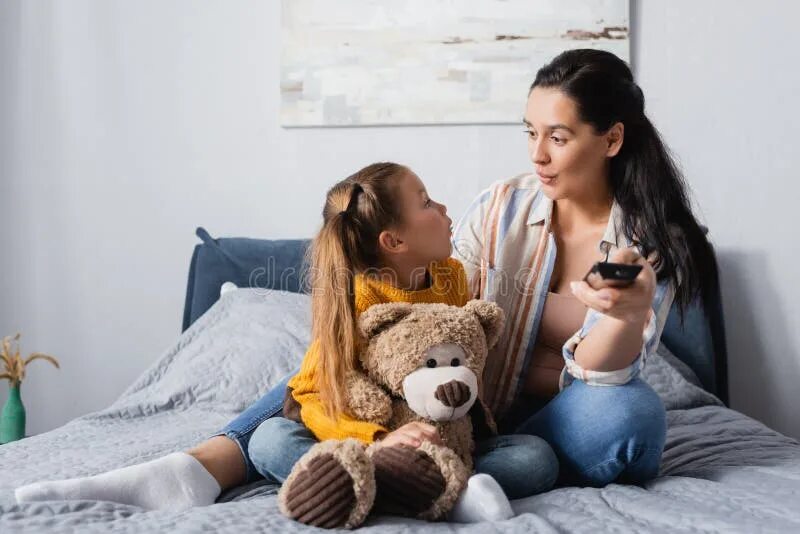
(182, 227), (729, 405)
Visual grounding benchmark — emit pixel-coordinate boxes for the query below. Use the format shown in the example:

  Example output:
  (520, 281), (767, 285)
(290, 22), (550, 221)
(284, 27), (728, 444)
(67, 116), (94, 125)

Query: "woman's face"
(390, 169), (453, 265)
(524, 86), (622, 201)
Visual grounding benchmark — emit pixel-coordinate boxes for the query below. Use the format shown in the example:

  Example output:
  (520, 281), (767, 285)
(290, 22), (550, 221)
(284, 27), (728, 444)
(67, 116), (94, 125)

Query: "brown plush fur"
(356, 301), (502, 397)
(278, 438), (375, 529)
(280, 300), (505, 529)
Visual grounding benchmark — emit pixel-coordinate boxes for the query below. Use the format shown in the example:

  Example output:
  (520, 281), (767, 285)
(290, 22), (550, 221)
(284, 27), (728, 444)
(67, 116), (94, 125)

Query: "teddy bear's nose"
(434, 379), (471, 408)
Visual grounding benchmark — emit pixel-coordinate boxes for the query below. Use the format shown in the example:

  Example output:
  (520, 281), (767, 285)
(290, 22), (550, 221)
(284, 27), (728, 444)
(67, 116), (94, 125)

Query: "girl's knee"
(248, 417), (314, 482)
(250, 417), (300, 449)
(499, 434), (559, 498)
(521, 435), (559, 492)
(513, 434), (558, 463)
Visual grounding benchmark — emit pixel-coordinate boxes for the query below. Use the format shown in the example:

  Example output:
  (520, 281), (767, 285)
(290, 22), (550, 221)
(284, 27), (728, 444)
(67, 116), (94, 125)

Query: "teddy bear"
(278, 299), (505, 529)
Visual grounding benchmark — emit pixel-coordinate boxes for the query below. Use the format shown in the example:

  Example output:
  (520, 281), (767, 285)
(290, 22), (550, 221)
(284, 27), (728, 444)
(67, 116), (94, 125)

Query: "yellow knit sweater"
(286, 257), (470, 444)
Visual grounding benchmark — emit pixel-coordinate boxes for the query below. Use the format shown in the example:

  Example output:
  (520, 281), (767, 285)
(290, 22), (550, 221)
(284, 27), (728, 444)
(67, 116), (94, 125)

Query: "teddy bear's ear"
(358, 302), (414, 339)
(464, 300), (505, 349)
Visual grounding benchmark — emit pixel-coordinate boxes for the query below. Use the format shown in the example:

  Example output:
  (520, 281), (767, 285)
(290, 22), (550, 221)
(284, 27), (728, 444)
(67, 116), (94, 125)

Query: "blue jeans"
(511, 378), (667, 487)
(210, 371), (295, 483)
(216, 370), (663, 491)
(248, 416), (559, 500)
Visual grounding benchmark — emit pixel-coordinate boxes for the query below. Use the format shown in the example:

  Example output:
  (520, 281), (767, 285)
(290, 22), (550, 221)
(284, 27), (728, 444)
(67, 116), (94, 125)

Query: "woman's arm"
(563, 247), (674, 383)
(572, 248), (654, 371)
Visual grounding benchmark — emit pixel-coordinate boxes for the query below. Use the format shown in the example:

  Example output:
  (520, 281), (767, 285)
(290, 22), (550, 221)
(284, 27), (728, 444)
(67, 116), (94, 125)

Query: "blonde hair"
(307, 162), (407, 419)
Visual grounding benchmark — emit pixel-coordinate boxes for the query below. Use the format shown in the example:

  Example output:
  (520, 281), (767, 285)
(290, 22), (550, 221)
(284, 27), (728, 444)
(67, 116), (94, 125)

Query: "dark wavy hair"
(531, 48), (717, 313)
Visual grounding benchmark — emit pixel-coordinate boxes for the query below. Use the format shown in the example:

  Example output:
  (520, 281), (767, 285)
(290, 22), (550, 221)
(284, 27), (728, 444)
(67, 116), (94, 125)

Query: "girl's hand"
(374, 421), (443, 449)
(570, 247), (656, 325)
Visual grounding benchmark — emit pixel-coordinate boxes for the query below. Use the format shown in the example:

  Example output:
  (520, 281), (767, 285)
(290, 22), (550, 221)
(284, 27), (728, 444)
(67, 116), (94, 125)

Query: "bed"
(1, 227), (798, 533)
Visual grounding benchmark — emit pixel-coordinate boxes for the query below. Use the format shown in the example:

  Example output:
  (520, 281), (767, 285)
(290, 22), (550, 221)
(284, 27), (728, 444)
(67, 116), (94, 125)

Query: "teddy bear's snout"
(434, 379), (471, 408)
(402, 364), (478, 421)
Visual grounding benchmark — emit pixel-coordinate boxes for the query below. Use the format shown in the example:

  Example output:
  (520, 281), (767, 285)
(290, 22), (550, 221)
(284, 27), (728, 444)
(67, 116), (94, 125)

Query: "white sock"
(448, 473), (515, 523)
(15, 452), (221, 511)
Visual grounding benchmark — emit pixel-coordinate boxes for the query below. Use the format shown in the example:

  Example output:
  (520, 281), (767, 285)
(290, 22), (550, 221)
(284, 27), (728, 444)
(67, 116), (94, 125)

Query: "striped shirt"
(451, 173), (675, 419)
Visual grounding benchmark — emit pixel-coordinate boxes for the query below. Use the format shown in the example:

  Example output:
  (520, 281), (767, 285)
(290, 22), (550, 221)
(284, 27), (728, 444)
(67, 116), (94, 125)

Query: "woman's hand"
(570, 247), (656, 325)
(374, 421), (443, 449)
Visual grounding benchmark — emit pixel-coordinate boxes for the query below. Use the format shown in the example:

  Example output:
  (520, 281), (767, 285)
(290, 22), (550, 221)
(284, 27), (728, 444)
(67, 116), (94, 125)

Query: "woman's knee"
(585, 379), (666, 448)
(623, 381), (666, 445)
(571, 379), (666, 486)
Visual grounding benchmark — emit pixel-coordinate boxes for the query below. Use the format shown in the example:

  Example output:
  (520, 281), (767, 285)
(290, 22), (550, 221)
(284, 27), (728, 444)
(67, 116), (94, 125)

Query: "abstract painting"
(281, 0), (629, 126)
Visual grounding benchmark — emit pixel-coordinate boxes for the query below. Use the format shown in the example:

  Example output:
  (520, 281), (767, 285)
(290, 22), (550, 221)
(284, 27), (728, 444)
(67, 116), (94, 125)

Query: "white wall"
(632, 1), (800, 438)
(1, 1), (798, 439)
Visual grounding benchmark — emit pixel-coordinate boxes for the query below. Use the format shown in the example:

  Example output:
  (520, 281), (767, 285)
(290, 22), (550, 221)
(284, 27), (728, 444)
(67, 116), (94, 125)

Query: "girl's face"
(524, 87), (622, 201)
(389, 169), (453, 265)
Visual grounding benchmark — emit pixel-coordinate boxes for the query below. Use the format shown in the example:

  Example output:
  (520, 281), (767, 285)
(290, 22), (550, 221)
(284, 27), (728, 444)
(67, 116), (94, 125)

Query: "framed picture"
(281, 0), (630, 127)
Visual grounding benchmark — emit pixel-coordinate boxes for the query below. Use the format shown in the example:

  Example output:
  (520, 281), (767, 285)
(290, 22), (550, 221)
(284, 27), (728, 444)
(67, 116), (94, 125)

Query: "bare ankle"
(187, 436), (247, 490)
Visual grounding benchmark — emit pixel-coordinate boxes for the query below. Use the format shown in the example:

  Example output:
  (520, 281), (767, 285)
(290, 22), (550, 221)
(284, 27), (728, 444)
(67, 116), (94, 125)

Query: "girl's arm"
(287, 341), (390, 444)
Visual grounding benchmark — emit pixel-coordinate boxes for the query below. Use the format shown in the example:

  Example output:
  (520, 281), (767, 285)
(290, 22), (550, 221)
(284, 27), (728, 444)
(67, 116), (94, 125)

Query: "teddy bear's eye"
(426, 358), (437, 368)
(451, 358), (460, 367)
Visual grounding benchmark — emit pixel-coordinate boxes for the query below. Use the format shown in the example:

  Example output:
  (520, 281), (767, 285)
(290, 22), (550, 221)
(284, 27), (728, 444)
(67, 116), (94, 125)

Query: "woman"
(451, 48), (716, 486)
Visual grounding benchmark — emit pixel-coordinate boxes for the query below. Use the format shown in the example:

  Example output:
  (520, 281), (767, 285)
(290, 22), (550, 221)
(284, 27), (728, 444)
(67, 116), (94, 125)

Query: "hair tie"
(342, 183), (364, 215)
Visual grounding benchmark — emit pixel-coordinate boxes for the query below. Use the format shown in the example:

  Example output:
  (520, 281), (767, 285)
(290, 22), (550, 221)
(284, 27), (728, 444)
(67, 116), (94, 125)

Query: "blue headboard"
(182, 227), (729, 405)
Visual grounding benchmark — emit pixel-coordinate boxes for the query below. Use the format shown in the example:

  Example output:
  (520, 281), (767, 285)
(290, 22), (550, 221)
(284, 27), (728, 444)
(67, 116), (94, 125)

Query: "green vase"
(0, 383), (26, 443)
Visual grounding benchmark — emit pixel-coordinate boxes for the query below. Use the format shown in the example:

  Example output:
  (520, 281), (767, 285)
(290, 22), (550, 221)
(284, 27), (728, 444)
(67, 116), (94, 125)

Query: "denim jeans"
(216, 370), (664, 491)
(247, 416), (559, 500)
(511, 377), (667, 487)
(210, 370), (295, 483)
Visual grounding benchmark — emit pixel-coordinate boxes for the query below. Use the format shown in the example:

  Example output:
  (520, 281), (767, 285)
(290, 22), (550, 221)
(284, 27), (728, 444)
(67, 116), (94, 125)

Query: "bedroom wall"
(1, 1), (799, 440)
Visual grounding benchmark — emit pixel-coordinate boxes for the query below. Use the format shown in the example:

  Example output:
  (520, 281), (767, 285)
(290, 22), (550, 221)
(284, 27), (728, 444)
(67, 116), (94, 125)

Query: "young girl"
(16, 162), (558, 525)
(247, 163), (559, 527)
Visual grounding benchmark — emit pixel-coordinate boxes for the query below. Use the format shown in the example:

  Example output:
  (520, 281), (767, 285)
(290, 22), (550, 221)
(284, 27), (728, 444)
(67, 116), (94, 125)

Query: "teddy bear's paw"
(411, 440), (471, 520)
(366, 443), (448, 519)
(278, 439), (375, 529)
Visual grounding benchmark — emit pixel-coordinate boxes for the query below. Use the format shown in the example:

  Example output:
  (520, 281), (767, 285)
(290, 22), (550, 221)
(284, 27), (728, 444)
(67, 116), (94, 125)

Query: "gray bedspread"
(1, 289), (798, 533)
